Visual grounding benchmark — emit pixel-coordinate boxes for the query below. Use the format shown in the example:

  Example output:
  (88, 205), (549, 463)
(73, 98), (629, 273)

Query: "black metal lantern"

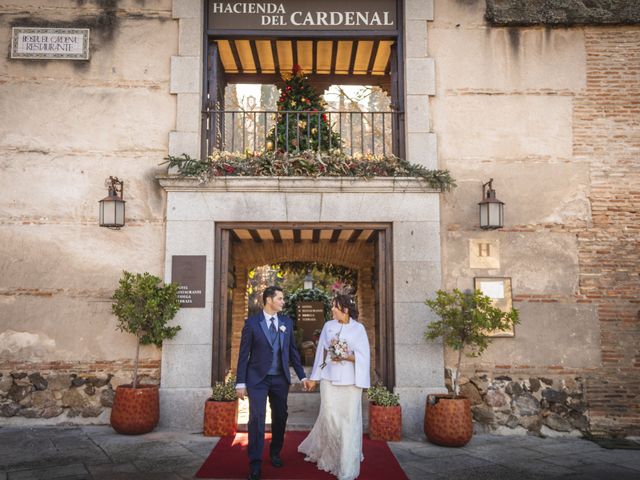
(99, 176), (125, 229)
(478, 179), (504, 229)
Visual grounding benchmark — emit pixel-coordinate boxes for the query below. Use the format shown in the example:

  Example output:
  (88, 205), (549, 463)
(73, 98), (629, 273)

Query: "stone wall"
(448, 369), (588, 437)
(486, 0), (640, 26)
(431, 0), (640, 436)
(0, 0), (177, 423)
(0, 361), (160, 423)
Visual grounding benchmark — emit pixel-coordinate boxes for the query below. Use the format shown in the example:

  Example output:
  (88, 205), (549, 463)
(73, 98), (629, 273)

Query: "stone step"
(237, 392), (369, 432)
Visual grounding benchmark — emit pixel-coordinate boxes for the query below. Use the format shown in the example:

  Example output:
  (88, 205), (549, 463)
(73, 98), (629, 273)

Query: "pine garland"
(163, 151), (456, 192)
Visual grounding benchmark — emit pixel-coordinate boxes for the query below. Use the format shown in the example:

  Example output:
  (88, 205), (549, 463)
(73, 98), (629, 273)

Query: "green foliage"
(209, 374), (237, 402)
(282, 288), (332, 323)
(266, 65), (342, 153)
(367, 383), (400, 407)
(163, 151), (456, 192)
(279, 262), (357, 291)
(112, 271), (181, 347)
(424, 289), (520, 395)
(112, 271), (181, 387)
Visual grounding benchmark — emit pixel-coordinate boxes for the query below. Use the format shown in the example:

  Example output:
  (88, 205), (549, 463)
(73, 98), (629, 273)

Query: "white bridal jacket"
(308, 319), (371, 389)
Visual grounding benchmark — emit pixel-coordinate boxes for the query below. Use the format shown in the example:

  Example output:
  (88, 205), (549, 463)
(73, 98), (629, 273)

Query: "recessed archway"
(212, 222), (395, 389)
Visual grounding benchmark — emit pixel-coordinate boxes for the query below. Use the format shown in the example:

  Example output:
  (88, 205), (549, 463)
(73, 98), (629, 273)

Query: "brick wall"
(444, 26), (640, 437)
(574, 27), (640, 436)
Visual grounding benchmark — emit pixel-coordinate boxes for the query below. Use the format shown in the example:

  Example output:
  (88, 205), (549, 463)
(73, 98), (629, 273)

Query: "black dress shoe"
(270, 454), (283, 468)
(247, 468), (261, 480)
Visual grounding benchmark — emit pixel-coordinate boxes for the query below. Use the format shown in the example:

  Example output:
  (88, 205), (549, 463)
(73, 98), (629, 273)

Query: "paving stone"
(540, 452), (605, 468)
(512, 459), (577, 477)
(465, 444), (546, 464)
(86, 462), (140, 475)
(424, 464), (541, 480)
(7, 463), (89, 479)
(405, 452), (496, 474)
(177, 439), (219, 457)
(132, 454), (202, 472)
(103, 441), (194, 463)
(91, 474), (183, 480)
(571, 463), (640, 479)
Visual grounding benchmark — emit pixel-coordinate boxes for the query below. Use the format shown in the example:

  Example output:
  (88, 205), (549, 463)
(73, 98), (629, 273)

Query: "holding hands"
(304, 379), (317, 391)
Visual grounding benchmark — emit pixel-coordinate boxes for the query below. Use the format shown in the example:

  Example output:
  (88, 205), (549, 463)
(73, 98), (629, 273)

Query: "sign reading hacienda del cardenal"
(208, 0), (396, 31)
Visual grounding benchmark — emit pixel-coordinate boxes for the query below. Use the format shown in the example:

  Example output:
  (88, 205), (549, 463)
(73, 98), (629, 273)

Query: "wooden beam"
(312, 39), (318, 74)
(330, 40), (338, 75)
(348, 40), (359, 75)
(348, 229), (363, 243)
(291, 39), (298, 67)
(312, 229), (320, 243)
(270, 229), (282, 243)
(366, 230), (378, 243)
(229, 230), (241, 243)
(367, 40), (380, 74)
(330, 229), (341, 242)
(249, 39), (262, 74)
(228, 39), (243, 73)
(248, 229), (262, 243)
(270, 40), (280, 75)
(293, 230), (302, 243)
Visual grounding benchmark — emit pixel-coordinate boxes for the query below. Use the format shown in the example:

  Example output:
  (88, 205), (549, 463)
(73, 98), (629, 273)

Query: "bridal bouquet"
(328, 335), (351, 362)
(320, 336), (351, 368)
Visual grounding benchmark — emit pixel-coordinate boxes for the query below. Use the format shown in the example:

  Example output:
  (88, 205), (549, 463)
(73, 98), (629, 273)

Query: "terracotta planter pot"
(424, 394), (472, 447)
(203, 400), (238, 436)
(368, 404), (402, 441)
(110, 384), (159, 435)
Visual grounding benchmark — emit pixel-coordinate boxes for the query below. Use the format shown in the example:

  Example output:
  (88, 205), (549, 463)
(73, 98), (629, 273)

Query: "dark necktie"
(269, 317), (277, 343)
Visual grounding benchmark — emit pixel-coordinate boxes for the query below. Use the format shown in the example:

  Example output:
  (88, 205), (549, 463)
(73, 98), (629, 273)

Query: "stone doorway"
(212, 223), (395, 388)
(158, 176), (446, 433)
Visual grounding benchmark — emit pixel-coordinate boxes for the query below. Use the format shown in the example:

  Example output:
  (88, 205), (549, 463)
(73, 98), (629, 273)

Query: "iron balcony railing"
(202, 109), (402, 158)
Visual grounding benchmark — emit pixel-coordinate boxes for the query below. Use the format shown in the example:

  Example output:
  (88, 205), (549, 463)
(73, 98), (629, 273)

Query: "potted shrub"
(110, 271), (181, 435)
(424, 289), (519, 447)
(203, 374), (238, 436)
(366, 383), (402, 441)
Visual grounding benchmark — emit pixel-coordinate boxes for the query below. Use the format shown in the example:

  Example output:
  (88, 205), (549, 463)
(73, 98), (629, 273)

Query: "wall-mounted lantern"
(99, 176), (125, 229)
(478, 178), (504, 230)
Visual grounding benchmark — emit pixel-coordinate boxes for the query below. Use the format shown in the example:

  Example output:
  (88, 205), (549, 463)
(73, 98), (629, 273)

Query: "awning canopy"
(214, 38), (394, 89)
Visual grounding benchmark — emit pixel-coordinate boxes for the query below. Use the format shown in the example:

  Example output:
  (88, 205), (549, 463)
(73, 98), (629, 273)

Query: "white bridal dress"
(298, 318), (371, 480)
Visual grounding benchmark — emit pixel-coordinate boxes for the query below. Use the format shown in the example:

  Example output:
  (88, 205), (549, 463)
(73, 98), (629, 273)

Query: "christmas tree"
(267, 65), (342, 153)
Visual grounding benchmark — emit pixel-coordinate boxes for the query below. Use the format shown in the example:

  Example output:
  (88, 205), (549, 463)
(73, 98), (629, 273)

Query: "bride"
(298, 293), (370, 480)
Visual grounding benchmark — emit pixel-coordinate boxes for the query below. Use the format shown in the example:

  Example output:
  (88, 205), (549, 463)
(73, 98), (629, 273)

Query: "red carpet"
(195, 431), (409, 479)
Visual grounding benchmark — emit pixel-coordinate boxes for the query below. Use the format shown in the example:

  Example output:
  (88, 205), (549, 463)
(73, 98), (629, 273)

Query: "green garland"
(282, 288), (332, 323)
(279, 262), (357, 287)
(163, 151), (456, 192)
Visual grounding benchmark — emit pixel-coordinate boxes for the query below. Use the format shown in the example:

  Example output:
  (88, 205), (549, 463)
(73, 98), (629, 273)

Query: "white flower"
(279, 325), (286, 333)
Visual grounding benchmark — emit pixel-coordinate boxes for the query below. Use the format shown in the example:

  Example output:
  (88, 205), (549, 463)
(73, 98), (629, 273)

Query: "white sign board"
(11, 27), (90, 60)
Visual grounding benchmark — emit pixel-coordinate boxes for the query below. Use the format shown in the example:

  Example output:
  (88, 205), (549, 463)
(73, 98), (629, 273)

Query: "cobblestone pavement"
(0, 426), (638, 479)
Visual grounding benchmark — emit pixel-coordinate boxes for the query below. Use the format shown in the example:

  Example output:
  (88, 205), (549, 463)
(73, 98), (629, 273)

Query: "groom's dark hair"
(263, 286), (283, 305)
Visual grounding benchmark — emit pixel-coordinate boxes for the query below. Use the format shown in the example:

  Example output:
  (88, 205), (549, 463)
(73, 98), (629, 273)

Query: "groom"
(236, 286), (309, 480)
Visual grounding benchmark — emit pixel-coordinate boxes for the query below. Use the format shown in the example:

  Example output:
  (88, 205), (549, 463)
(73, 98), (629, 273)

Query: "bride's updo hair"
(333, 294), (359, 320)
